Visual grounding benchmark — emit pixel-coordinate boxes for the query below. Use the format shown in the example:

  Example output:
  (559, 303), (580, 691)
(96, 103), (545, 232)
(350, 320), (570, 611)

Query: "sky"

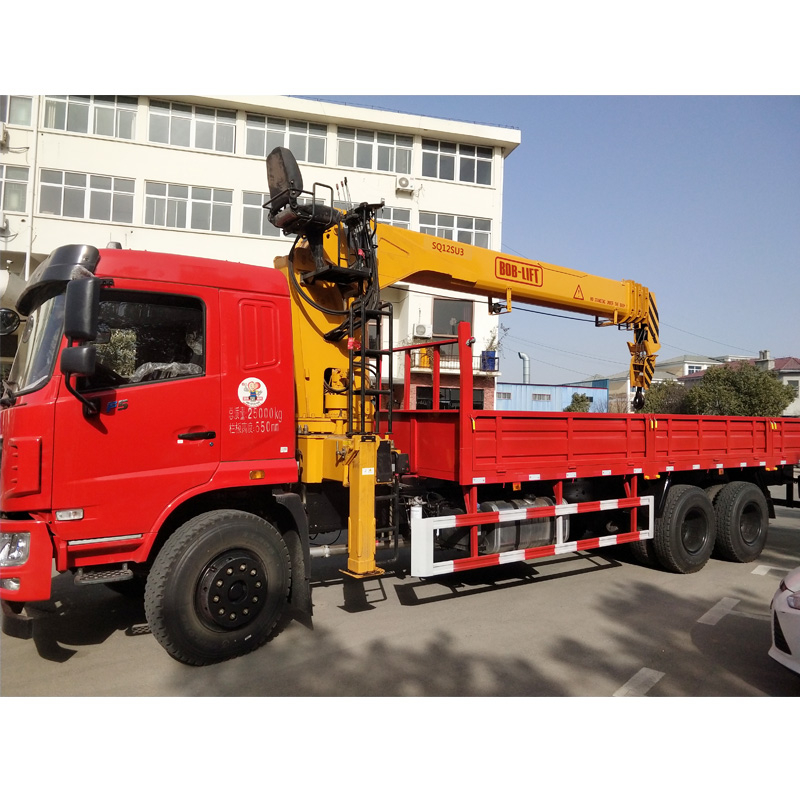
(15, 7), (798, 387)
(303, 95), (799, 385)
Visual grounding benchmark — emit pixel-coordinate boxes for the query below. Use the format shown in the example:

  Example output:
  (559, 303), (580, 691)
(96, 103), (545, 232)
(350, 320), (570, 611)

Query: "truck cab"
(1, 244), (297, 605)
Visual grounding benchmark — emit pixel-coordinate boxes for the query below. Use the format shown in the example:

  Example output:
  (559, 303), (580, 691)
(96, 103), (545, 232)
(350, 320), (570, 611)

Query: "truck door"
(217, 289), (294, 469)
(51, 285), (220, 541)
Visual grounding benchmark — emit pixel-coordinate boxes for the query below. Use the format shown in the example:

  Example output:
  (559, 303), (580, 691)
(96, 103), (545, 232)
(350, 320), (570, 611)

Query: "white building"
(0, 94), (521, 407)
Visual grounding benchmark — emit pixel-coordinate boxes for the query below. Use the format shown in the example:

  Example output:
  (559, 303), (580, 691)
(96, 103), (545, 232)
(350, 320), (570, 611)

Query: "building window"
(43, 95), (137, 139)
(337, 128), (412, 174)
(39, 170), (134, 223)
(1, 95), (33, 127)
(246, 115), (326, 163)
(422, 139), (493, 185)
(0, 165), (29, 212)
(145, 181), (232, 232)
(377, 206), (411, 229)
(687, 365), (704, 374)
(433, 298), (473, 337)
(531, 393), (551, 402)
(419, 212), (491, 248)
(148, 100), (235, 153)
(496, 391), (511, 400)
(432, 297), (473, 358)
(416, 387), (484, 410)
(242, 191), (281, 237)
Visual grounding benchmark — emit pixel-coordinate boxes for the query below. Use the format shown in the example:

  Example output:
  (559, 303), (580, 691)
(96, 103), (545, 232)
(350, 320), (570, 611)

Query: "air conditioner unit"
(395, 175), (415, 194)
(414, 323), (432, 338)
(0, 125), (8, 150)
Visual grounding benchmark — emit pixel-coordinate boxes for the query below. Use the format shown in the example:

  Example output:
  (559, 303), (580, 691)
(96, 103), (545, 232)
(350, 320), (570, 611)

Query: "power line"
(505, 334), (625, 366)
(659, 322), (758, 356)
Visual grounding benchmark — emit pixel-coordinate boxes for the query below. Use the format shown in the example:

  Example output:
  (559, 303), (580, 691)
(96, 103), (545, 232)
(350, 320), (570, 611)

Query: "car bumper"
(769, 586), (800, 676)
(0, 518), (53, 603)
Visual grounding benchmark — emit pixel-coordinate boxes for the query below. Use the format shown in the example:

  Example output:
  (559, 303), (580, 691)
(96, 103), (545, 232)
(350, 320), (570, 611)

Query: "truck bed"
(388, 410), (800, 486)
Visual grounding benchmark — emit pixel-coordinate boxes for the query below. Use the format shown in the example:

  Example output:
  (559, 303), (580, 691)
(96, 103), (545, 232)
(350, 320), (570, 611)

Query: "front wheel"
(654, 485), (716, 574)
(144, 510), (291, 665)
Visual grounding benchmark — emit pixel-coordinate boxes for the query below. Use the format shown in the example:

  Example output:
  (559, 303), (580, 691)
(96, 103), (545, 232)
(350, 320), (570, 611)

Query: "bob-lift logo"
(495, 257), (543, 287)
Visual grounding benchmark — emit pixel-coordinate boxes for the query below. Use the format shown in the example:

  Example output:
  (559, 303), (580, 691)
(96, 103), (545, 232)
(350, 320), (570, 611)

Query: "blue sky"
(307, 96), (799, 385)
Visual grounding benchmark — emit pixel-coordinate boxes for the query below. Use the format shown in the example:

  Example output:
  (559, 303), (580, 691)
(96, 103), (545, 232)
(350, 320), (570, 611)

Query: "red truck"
(2, 147), (799, 665)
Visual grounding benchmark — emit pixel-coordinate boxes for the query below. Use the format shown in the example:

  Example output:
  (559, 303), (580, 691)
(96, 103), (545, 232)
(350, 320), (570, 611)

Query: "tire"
(629, 537), (660, 568)
(144, 510), (291, 666)
(705, 484), (725, 506)
(628, 504), (658, 567)
(712, 481), (769, 562)
(654, 485), (716, 574)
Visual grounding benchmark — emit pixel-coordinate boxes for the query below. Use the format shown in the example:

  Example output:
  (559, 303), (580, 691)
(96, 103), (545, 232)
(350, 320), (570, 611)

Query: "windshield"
(7, 293), (65, 396)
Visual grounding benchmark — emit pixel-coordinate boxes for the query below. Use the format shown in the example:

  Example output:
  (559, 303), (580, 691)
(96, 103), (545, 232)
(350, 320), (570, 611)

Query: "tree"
(683, 362), (797, 417)
(637, 380), (690, 414)
(563, 392), (592, 412)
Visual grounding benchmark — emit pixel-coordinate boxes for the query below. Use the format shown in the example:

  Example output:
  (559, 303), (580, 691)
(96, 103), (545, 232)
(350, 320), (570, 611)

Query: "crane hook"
(632, 386), (645, 411)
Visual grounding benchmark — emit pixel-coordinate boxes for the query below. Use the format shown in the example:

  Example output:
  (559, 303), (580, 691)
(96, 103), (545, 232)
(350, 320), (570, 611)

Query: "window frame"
(0, 164), (30, 212)
(421, 138), (493, 186)
(376, 206), (411, 229)
(144, 180), (233, 233)
(38, 168), (135, 223)
(42, 95), (137, 139)
(148, 100), (236, 153)
(241, 190), (282, 238)
(419, 212), (491, 248)
(246, 114), (327, 163)
(1, 95), (34, 127)
(337, 127), (412, 174)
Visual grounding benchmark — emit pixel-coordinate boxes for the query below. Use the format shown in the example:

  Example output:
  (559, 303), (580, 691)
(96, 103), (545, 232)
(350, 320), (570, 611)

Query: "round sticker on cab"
(238, 377), (267, 408)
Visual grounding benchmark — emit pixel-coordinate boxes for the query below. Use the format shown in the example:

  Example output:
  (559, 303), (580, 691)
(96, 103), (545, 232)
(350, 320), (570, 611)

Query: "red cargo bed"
(385, 323), (800, 487)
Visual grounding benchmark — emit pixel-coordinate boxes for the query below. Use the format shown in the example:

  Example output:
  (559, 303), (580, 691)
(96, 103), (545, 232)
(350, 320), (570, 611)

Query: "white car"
(770, 566), (800, 676)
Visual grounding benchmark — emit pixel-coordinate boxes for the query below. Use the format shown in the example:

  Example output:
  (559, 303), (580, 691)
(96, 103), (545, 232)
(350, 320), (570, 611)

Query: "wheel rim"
(195, 549), (267, 630)
(681, 509), (708, 554)
(739, 501), (763, 545)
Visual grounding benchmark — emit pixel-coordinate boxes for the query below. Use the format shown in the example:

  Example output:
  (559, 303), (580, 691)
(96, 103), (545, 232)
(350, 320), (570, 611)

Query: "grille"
(773, 612), (791, 655)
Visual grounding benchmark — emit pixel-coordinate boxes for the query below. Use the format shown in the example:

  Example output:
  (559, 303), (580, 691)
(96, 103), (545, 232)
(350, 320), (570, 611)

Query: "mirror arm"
(62, 337), (99, 417)
(63, 375), (99, 417)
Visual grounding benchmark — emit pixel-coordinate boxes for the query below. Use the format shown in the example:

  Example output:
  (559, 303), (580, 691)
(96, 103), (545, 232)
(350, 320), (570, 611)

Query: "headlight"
(0, 532), (31, 567)
(787, 593), (800, 611)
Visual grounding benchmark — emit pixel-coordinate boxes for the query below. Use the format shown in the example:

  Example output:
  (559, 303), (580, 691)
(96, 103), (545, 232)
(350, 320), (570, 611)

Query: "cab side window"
(81, 291), (205, 391)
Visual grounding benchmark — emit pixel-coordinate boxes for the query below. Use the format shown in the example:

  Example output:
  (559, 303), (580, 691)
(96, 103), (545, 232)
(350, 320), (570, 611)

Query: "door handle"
(177, 430), (216, 441)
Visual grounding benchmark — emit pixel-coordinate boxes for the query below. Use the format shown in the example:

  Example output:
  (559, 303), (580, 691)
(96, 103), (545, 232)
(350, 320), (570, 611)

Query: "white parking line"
(697, 597), (740, 625)
(752, 565), (788, 576)
(613, 667), (665, 697)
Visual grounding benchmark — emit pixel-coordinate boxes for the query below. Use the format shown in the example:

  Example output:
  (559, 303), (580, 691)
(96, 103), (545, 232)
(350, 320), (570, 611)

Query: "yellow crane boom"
(370, 223), (660, 404)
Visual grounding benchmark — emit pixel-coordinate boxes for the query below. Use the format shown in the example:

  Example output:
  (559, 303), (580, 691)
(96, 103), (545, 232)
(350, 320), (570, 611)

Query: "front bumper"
(0, 518), (54, 603)
(769, 584), (800, 676)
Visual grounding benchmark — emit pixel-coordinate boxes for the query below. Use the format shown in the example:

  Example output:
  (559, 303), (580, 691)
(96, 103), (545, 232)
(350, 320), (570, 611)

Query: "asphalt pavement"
(2, 500), (799, 698)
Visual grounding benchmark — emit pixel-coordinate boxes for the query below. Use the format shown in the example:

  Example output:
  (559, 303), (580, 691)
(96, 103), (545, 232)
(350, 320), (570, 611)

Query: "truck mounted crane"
(1, 147), (797, 666)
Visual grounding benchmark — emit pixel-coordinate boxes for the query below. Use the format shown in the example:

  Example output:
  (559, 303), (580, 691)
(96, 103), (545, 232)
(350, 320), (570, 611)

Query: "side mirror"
(64, 278), (100, 342)
(0, 308), (21, 336)
(61, 344), (96, 377)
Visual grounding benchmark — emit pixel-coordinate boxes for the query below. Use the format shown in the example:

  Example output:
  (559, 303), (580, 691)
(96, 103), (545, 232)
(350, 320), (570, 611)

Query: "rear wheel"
(144, 510), (291, 665)
(713, 481), (768, 562)
(654, 485), (716, 574)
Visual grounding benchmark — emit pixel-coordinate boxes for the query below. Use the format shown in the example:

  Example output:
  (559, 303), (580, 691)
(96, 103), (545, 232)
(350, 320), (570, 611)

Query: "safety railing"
(407, 346), (500, 373)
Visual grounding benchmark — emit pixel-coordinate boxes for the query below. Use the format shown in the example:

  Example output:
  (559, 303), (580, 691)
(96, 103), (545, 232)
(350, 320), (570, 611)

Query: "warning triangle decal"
(574, 285), (584, 300)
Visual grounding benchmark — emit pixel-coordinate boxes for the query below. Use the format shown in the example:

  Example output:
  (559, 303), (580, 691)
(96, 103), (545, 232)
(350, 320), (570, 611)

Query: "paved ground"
(3, 501), (799, 698)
